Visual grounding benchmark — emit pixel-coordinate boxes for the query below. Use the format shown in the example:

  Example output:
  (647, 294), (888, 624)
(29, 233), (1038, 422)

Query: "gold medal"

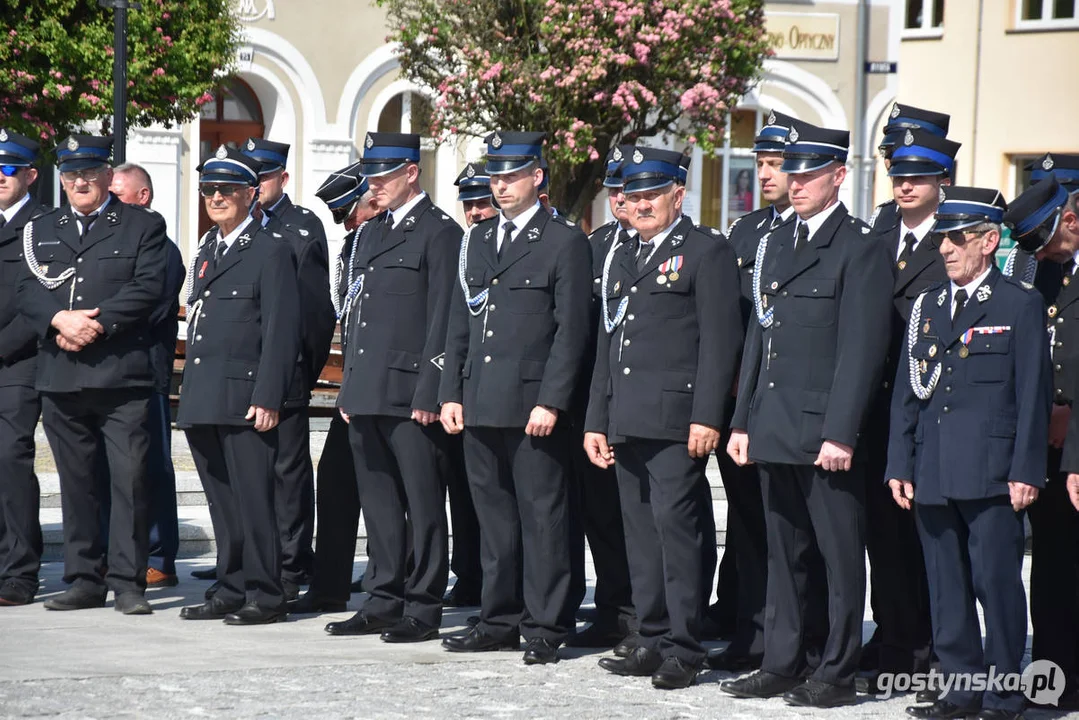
(656, 275), (667, 285)
(668, 271), (679, 282)
(928, 345), (937, 358)
(919, 359), (928, 373)
(923, 321), (931, 334)
(40, 265), (48, 274)
(1065, 276), (1072, 287)
(612, 281), (621, 294)
(737, 257), (743, 267)
(1049, 305), (1059, 318)
(959, 345), (970, 358)
(761, 294), (768, 309)
(898, 260), (907, 270)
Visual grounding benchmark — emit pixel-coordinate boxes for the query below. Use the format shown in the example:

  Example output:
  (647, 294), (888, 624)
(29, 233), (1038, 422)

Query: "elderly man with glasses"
(16, 134), (168, 615)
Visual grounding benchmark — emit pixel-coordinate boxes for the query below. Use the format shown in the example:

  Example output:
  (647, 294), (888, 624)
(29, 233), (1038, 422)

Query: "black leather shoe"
(224, 601), (286, 625)
(442, 627), (520, 652)
(325, 611), (395, 636)
(784, 679), (856, 708)
(282, 580), (300, 603)
(0, 580), (35, 606)
(442, 584), (482, 607)
(705, 649), (761, 672)
(114, 591), (153, 615)
(612, 632), (640, 658)
(287, 592), (347, 614)
(204, 580), (221, 601)
(350, 575), (365, 593)
(973, 711), (1023, 720)
(565, 622), (625, 649)
(652, 656), (700, 689)
(721, 670), (803, 699)
(179, 597), (243, 620)
(917, 689), (943, 704)
(598, 647), (663, 677)
(523, 638), (559, 665)
(43, 586), (107, 611)
(906, 700), (980, 719)
(191, 568), (217, 580)
(466, 614), (480, 627)
(381, 616), (440, 643)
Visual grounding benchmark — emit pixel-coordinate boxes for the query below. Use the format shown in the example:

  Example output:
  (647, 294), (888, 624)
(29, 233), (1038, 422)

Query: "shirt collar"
(74, 196), (112, 220)
(265, 194), (287, 216)
(1071, 249), (1079, 274)
(951, 266), (993, 300)
(795, 200), (841, 243)
(901, 213), (936, 244)
(389, 191), (427, 229)
(498, 201), (542, 235)
(219, 215), (256, 250)
(773, 205), (795, 223)
(1, 194), (31, 224)
(640, 217), (682, 253)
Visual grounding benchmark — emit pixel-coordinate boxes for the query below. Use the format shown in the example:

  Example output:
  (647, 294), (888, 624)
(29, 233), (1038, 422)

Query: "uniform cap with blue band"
(358, 132), (422, 178)
(781, 120), (849, 174)
(1003, 176), (1070, 253)
(752, 110), (796, 153)
(603, 144), (634, 188)
(888, 129), (962, 178)
(0, 129), (40, 167)
(1027, 153), (1079, 193)
(315, 160), (369, 210)
(619, 147), (685, 194)
(931, 186), (1007, 234)
(241, 138), (290, 175)
(196, 145), (262, 186)
(454, 162), (492, 202)
(880, 103), (950, 155)
(484, 131), (545, 175)
(56, 134), (113, 172)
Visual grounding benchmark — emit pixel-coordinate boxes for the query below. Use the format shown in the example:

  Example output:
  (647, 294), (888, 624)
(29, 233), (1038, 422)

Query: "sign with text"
(765, 12), (840, 61)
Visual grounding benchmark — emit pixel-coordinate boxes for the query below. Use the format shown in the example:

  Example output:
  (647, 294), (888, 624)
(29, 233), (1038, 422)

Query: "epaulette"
(1000, 273), (1040, 294)
(867, 200), (894, 228)
(726, 214), (744, 235)
(696, 224), (725, 240)
(552, 214), (576, 228)
(30, 206), (55, 221)
(848, 216), (872, 234)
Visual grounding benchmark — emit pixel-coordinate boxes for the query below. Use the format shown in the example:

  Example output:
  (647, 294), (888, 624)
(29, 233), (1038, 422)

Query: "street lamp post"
(98, 0), (141, 164)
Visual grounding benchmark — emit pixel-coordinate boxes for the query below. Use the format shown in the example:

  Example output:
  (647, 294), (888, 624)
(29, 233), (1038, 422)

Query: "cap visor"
(887, 161), (947, 177)
(623, 177), (674, 194)
(58, 158), (109, 172)
(781, 157), (838, 174)
(0, 155), (33, 167)
(198, 173), (254, 185)
(931, 217), (986, 234)
(602, 178), (624, 188)
(752, 141), (786, 153)
(358, 161), (408, 178)
(485, 159), (536, 175)
(457, 189), (493, 202)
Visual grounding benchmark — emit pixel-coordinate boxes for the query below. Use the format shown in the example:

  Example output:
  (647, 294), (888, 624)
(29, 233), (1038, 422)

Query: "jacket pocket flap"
(989, 417), (1017, 438)
(509, 275), (550, 290)
(103, 248), (138, 259)
(386, 252), (423, 270)
(966, 334), (1010, 355)
(386, 349), (421, 372)
(520, 359), (546, 380)
(789, 277), (836, 298)
(220, 284), (256, 299)
(224, 360), (257, 381)
(662, 372), (697, 392)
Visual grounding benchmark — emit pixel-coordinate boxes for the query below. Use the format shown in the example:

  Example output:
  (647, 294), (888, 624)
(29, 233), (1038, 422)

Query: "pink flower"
(153, 67), (165, 76)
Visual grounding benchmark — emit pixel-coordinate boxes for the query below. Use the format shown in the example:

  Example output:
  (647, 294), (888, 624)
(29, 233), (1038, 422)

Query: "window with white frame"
(1019, 0), (1077, 22)
(699, 108), (763, 231)
(904, 0), (945, 31)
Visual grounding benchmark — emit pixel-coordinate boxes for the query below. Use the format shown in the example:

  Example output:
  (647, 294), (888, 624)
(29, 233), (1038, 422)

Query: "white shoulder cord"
(1002, 246), (1037, 284)
(457, 224), (489, 316)
(752, 230), (775, 328)
(601, 235), (629, 334)
(907, 291), (941, 400)
(22, 222), (78, 308)
(338, 220), (369, 323)
(182, 229), (217, 343)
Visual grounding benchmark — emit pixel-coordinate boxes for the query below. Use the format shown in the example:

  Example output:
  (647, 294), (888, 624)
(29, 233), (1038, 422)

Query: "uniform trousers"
(275, 405), (316, 583)
(915, 497), (1027, 713)
(308, 413), (361, 603)
(0, 385), (42, 593)
(759, 462), (865, 687)
(615, 439), (715, 665)
(42, 388), (150, 595)
(349, 415), (447, 627)
(187, 424), (283, 609)
(441, 431), (482, 596)
(464, 425), (573, 644)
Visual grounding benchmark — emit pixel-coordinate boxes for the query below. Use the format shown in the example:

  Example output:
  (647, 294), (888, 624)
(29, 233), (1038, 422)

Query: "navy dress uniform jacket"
(17, 197), (168, 392)
(886, 269), (1052, 503)
(175, 226), (301, 427)
(726, 207), (775, 328)
(731, 204), (894, 463)
(337, 196), (461, 417)
(0, 200), (49, 387)
(439, 210), (592, 427)
(585, 216), (743, 442)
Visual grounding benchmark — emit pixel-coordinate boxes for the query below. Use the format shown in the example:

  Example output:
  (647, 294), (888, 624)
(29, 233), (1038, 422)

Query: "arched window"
(376, 90), (438, 198)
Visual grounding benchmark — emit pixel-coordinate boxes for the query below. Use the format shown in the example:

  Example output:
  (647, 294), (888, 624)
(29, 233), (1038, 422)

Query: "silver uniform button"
(204, 290), (210, 297)
(484, 355), (492, 363)
(492, 278), (499, 285)
(623, 367), (631, 375)
(193, 358), (200, 365)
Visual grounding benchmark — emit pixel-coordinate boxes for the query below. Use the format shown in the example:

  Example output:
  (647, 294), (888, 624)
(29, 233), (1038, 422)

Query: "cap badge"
(904, 129), (915, 146)
(215, 145), (228, 160)
(632, 149), (644, 164)
(788, 126), (799, 143)
(890, 103), (901, 119)
(491, 134), (503, 149)
(1043, 154), (1055, 171)
(939, 186), (947, 204)
(0, 129), (7, 142)
(365, 133), (374, 149)
(612, 147), (622, 161)
(466, 164), (475, 178)
(246, 139), (255, 151)
(67, 137), (79, 152)
(768, 111), (776, 126)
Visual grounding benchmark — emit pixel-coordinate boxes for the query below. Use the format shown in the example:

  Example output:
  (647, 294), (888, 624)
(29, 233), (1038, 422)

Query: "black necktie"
(794, 222), (809, 251)
(213, 239), (227, 268)
(498, 221), (514, 260)
(952, 288), (968, 324)
(79, 212), (99, 237)
(898, 232), (917, 265)
(0, 215), (6, 231)
(1064, 259), (1075, 279)
(617, 228), (630, 246)
(770, 213), (782, 230)
(636, 239), (655, 272)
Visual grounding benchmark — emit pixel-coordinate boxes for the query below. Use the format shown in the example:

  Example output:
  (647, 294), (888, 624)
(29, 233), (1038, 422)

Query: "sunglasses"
(199, 184), (244, 198)
(943, 228), (991, 245)
(0, 165), (24, 177)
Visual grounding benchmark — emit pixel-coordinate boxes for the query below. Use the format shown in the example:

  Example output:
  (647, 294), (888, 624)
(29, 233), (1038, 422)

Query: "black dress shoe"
(721, 670), (804, 699)
(523, 638), (559, 665)
(204, 580), (221, 601)
(179, 597), (243, 620)
(613, 632), (640, 658)
(442, 627), (520, 652)
(598, 647), (663, 677)
(0, 580), (35, 606)
(325, 611), (396, 636)
(113, 591), (153, 615)
(282, 579), (300, 603)
(784, 679), (856, 708)
(705, 648), (761, 672)
(350, 575), (365, 593)
(442, 584), (482, 607)
(565, 623), (625, 649)
(43, 586), (107, 611)
(287, 592), (347, 614)
(224, 601), (286, 625)
(906, 700), (980, 719)
(381, 616), (440, 643)
(917, 689), (943, 703)
(466, 614), (480, 627)
(191, 568), (217, 580)
(652, 656), (700, 690)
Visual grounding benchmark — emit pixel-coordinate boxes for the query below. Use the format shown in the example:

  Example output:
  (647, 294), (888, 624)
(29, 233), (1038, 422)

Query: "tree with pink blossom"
(380, 0), (769, 219)
(1, 0), (238, 151)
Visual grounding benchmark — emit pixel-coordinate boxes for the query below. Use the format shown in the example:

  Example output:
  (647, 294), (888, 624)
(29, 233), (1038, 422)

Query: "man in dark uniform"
(889, 186), (1050, 720)
(289, 162), (380, 615)
(705, 112), (797, 669)
(722, 120), (893, 708)
(323, 132), (460, 643)
(1002, 175), (1079, 710)
(858, 129), (958, 694)
(242, 138), (334, 598)
(1003, 153), (1079, 283)
(868, 104), (951, 230)
(583, 147), (743, 689)
(455, 162), (499, 227)
(0, 129), (47, 607)
(567, 145), (636, 650)
(17, 135), (168, 615)
(439, 131), (591, 665)
(175, 146), (301, 625)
